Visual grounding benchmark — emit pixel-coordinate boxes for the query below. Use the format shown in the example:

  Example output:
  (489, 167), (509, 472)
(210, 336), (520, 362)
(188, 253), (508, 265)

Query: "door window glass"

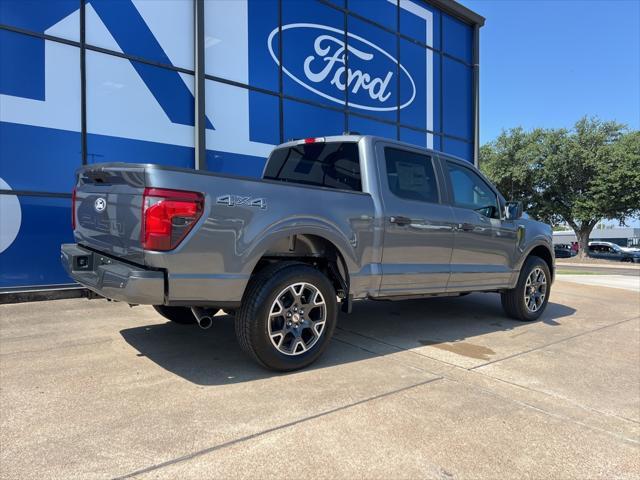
(447, 162), (499, 218)
(384, 148), (439, 203)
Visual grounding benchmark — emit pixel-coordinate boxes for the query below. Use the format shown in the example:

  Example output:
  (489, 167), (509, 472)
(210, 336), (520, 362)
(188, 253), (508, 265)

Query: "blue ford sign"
(268, 23), (416, 112)
(0, 0), (481, 290)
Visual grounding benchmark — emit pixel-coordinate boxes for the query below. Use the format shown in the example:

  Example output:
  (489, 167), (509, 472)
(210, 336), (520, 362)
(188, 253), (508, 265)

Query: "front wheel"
(501, 256), (551, 321)
(235, 262), (337, 371)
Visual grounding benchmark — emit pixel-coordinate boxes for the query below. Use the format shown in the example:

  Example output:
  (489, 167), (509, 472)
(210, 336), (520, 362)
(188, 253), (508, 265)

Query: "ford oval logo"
(94, 197), (106, 213)
(268, 23), (416, 112)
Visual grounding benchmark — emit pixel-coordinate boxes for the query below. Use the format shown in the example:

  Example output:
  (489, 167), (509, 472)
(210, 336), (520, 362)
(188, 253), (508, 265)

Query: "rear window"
(263, 142), (362, 192)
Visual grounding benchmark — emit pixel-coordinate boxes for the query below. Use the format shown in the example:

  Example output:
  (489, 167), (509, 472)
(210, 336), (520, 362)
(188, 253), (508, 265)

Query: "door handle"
(458, 223), (474, 232)
(389, 216), (411, 226)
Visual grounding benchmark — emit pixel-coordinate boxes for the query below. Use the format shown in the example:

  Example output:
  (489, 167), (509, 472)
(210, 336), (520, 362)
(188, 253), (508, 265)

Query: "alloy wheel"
(268, 282), (327, 355)
(524, 267), (547, 313)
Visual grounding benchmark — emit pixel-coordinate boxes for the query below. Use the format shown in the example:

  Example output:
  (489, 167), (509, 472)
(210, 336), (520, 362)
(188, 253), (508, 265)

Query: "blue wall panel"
(0, 196), (74, 289)
(442, 56), (473, 141)
(0, 0), (476, 289)
(0, 123), (82, 194)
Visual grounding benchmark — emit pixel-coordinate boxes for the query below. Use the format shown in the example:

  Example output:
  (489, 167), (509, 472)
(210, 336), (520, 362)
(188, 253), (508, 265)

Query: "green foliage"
(480, 117), (640, 256)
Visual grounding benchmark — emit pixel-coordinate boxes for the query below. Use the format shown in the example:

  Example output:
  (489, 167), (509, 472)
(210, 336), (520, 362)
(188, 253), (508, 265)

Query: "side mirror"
(504, 201), (523, 220)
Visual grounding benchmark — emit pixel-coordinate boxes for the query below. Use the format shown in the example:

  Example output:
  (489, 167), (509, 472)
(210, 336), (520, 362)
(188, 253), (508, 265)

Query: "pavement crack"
(112, 376), (444, 480)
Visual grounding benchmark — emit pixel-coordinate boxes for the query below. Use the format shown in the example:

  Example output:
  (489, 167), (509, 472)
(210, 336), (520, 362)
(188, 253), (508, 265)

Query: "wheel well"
(528, 245), (554, 281)
(251, 234), (350, 300)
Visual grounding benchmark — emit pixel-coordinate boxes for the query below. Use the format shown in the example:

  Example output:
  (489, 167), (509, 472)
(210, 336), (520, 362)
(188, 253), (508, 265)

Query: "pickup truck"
(62, 135), (554, 371)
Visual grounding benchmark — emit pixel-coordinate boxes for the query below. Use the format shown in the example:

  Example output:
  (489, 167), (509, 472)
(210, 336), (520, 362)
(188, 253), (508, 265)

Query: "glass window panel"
(349, 0), (397, 31)
(87, 0), (194, 70)
(282, 0), (346, 107)
(443, 137), (473, 163)
(283, 99), (344, 141)
(400, 128), (427, 149)
(0, 37), (81, 193)
(207, 0), (279, 92)
(399, 38), (439, 133)
(442, 57), (472, 141)
(399, 0), (439, 50)
(346, 15), (398, 122)
(442, 13), (472, 63)
(348, 115), (396, 139)
(205, 80), (279, 178)
(0, 0), (79, 40)
(86, 51), (195, 168)
(0, 195), (75, 288)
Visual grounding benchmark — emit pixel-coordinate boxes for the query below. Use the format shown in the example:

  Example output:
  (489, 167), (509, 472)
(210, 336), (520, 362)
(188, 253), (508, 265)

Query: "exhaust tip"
(198, 316), (213, 330)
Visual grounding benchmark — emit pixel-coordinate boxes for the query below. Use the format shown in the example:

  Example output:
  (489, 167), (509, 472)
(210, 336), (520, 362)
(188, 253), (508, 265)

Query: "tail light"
(141, 188), (204, 251)
(71, 186), (77, 230)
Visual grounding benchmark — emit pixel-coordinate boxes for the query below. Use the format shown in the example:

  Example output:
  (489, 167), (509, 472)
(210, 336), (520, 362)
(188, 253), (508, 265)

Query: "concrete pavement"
(558, 274), (640, 292)
(1, 279), (638, 479)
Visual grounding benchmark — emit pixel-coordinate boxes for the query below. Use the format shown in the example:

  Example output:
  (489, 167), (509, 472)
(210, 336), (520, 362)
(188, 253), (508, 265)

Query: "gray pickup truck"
(62, 135), (554, 371)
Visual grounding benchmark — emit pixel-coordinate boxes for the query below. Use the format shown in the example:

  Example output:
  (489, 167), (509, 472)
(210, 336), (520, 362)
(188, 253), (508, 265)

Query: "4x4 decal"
(216, 195), (267, 210)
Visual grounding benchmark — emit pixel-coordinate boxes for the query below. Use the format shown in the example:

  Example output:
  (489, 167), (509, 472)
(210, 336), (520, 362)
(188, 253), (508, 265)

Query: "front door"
(444, 160), (518, 291)
(377, 144), (456, 295)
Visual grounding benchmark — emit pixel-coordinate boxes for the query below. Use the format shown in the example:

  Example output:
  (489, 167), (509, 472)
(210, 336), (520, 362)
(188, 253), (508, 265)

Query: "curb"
(556, 262), (640, 270)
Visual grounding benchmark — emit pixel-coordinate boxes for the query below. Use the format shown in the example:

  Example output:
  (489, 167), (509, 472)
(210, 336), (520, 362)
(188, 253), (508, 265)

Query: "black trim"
(343, 4), (349, 134)
(472, 23), (480, 167)
(194, 0), (206, 170)
(278, 0), (284, 143)
(396, 0), (401, 141)
(80, 0), (87, 165)
(0, 286), (89, 305)
(0, 190), (72, 198)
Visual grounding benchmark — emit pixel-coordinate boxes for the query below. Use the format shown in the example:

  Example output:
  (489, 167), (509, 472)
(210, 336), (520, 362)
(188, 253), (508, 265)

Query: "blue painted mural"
(0, 0), (476, 289)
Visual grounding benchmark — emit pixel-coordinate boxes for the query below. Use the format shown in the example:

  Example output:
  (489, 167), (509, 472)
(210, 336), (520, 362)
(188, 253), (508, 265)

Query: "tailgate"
(74, 164), (147, 265)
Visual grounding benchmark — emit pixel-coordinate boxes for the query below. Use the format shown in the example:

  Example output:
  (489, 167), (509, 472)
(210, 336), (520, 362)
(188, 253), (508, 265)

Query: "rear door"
(377, 143), (455, 295)
(444, 159), (518, 291)
(74, 164), (146, 264)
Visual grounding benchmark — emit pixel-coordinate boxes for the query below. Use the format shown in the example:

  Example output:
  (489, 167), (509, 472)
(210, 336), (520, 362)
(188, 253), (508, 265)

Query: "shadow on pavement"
(120, 292), (576, 385)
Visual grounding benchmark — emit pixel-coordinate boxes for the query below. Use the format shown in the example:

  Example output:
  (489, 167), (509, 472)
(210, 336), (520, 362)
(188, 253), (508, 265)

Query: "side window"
(447, 162), (500, 218)
(384, 148), (439, 203)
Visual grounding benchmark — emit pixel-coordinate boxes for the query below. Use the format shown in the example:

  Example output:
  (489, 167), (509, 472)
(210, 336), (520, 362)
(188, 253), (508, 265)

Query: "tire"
(235, 262), (337, 371)
(501, 255), (551, 321)
(153, 305), (197, 325)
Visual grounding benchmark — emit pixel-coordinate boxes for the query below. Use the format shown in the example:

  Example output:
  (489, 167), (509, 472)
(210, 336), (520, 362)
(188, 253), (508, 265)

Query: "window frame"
(380, 144), (442, 205)
(443, 158), (502, 219)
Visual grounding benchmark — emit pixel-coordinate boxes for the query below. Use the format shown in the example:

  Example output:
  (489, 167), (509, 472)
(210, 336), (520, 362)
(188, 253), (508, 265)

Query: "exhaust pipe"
(191, 307), (214, 330)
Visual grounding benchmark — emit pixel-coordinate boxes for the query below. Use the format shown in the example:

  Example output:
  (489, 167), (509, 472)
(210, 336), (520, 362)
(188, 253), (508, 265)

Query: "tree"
(481, 117), (640, 258)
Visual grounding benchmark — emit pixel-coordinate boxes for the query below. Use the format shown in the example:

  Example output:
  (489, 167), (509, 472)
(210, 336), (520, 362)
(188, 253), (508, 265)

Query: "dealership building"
(0, 0), (484, 291)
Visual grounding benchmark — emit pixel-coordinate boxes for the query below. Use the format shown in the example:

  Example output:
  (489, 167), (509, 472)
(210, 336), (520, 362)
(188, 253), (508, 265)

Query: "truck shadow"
(119, 293), (576, 386)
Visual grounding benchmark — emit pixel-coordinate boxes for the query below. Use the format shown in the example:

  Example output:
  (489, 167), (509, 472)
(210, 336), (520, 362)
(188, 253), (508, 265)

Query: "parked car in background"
(554, 245), (574, 258)
(588, 241), (640, 263)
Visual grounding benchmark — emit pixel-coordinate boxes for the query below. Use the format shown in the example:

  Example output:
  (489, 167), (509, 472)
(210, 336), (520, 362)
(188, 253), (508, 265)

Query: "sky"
(460, 0), (640, 145)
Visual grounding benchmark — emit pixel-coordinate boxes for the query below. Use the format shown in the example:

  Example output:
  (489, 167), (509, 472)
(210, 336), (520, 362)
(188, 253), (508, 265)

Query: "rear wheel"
(235, 262), (337, 371)
(152, 305), (197, 325)
(501, 255), (551, 321)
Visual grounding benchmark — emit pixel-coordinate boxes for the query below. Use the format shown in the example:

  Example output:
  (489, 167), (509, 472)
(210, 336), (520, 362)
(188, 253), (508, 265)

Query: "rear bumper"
(61, 244), (165, 304)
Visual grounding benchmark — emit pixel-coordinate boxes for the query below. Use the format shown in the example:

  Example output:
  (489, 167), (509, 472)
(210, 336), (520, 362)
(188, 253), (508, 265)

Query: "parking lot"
(1, 277), (639, 479)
